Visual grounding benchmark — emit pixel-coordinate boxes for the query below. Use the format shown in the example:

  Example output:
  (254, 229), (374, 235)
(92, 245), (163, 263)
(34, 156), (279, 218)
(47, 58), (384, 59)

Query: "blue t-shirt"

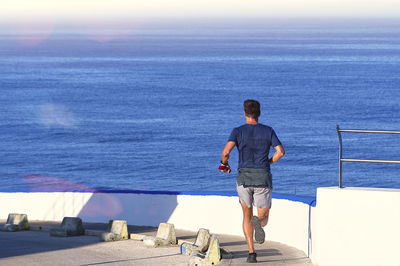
(228, 123), (281, 170)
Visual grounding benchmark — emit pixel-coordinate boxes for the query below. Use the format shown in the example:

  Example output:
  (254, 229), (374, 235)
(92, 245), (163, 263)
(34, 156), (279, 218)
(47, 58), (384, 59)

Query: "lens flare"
(24, 174), (95, 192)
(36, 103), (78, 128)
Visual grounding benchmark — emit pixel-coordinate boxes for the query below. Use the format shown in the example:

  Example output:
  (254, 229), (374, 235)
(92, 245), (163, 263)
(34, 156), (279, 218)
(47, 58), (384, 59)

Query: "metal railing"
(336, 125), (400, 188)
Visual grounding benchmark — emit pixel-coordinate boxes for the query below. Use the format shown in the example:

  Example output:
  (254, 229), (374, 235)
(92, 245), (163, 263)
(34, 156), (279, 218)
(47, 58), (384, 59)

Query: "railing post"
(336, 125), (343, 188)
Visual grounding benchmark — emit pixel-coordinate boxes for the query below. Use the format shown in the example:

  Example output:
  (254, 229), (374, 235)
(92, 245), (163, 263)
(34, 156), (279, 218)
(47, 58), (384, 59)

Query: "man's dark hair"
(244, 99), (261, 119)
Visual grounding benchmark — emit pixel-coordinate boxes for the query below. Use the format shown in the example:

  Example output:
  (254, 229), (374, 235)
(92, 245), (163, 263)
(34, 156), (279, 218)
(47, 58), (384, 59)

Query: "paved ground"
(0, 220), (312, 265)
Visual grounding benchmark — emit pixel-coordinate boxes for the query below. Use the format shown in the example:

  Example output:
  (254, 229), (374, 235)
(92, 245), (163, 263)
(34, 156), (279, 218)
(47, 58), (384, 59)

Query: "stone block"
(156, 223), (176, 243)
(3, 214), (30, 232)
(130, 233), (146, 241)
(189, 235), (221, 266)
(180, 228), (211, 255)
(143, 223), (176, 247)
(100, 220), (128, 242)
(50, 217), (85, 237)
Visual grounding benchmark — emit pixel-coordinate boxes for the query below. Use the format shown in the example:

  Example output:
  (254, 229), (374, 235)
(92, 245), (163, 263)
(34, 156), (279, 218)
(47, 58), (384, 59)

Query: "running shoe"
(247, 252), (257, 263)
(251, 216), (265, 244)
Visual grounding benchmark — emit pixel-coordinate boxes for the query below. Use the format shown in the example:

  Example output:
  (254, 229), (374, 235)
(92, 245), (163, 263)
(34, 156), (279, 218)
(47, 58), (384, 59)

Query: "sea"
(1, 19), (400, 197)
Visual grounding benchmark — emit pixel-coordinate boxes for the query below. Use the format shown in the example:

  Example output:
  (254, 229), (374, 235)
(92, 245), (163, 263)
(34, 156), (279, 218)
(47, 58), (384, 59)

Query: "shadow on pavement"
(0, 230), (100, 259)
(230, 248), (282, 259)
(219, 240), (248, 247)
(0, 222), (159, 259)
(79, 253), (182, 266)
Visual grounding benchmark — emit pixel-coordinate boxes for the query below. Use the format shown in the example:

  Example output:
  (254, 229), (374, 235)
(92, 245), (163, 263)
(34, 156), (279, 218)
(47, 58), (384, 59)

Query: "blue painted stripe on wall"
(0, 189), (316, 206)
(271, 193), (316, 206)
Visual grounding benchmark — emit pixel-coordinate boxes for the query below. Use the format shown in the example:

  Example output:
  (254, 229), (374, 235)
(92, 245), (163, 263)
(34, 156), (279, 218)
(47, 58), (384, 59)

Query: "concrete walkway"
(0, 221), (312, 265)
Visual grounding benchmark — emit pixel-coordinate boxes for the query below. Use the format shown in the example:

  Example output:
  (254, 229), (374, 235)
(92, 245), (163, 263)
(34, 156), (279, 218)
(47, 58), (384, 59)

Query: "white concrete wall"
(268, 198), (311, 256)
(0, 192), (92, 221)
(168, 194), (311, 255)
(0, 191), (311, 256)
(2, 187), (399, 265)
(311, 187), (400, 266)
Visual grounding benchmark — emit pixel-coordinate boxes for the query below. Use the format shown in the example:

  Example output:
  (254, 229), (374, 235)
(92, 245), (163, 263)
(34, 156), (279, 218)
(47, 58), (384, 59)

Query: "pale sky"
(1, 0), (400, 23)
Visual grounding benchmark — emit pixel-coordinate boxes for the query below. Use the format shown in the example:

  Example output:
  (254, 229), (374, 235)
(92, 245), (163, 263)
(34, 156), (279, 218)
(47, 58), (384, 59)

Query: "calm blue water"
(1, 21), (400, 196)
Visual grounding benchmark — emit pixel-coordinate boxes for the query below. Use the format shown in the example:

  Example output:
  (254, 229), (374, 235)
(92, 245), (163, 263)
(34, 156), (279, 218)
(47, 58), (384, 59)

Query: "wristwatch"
(220, 160), (229, 166)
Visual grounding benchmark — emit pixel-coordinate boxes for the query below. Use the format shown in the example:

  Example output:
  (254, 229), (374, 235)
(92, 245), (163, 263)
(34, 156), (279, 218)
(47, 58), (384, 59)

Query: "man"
(219, 99), (285, 263)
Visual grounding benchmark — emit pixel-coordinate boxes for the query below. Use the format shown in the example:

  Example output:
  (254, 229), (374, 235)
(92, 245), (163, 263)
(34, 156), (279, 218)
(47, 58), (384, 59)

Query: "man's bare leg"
(257, 207), (270, 227)
(240, 202), (255, 253)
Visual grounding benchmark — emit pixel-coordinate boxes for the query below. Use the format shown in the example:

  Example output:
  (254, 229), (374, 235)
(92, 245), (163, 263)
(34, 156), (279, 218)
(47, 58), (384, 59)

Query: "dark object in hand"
(218, 164), (229, 171)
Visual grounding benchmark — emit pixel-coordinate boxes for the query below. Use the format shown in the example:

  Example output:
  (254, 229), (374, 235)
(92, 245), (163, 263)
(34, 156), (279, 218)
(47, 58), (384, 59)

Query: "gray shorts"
(236, 185), (272, 209)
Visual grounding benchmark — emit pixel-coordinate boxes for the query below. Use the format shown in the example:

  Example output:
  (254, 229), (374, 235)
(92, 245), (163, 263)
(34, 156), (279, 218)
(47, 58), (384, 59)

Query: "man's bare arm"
(220, 141), (236, 173)
(269, 145), (285, 165)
